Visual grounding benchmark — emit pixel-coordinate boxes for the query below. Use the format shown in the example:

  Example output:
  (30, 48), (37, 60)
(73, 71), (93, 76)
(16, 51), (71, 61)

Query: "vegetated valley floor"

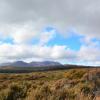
(0, 68), (100, 100)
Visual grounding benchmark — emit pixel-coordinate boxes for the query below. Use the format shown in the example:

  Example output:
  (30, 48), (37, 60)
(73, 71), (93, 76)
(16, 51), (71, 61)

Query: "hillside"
(0, 68), (99, 100)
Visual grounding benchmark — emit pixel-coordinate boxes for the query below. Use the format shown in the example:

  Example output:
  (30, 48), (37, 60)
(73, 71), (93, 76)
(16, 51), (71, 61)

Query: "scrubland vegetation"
(0, 68), (99, 100)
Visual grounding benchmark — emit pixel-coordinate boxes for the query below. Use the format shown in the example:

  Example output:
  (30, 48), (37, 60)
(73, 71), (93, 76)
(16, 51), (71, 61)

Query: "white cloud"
(78, 46), (100, 62)
(80, 36), (100, 47)
(0, 43), (76, 63)
(12, 24), (37, 44)
(38, 29), (56, 45)
(77, 39), (100, 65)
(0, 21), (46, 44)
(0, 42), (100, 65)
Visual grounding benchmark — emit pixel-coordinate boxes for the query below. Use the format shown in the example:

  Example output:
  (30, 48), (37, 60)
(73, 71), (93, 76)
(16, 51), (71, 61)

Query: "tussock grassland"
(0, 68), (99, 100)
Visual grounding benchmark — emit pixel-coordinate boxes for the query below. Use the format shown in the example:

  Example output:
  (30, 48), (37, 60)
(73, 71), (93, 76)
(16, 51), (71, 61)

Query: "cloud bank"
(0, 0), (100, 65)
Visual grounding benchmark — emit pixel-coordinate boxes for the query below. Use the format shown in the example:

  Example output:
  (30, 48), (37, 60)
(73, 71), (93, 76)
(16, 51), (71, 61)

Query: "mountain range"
(0, 61), (65, 73)
(0, 61), (99, 73)
(0, 61), (62, 67)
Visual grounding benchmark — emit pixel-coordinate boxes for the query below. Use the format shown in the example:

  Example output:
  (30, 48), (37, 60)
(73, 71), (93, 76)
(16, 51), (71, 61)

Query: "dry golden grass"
(0, 68), (99, 100)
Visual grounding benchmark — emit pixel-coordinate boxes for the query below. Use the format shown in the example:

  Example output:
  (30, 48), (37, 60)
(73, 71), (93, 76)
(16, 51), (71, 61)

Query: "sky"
(0, 0), (100, 65)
